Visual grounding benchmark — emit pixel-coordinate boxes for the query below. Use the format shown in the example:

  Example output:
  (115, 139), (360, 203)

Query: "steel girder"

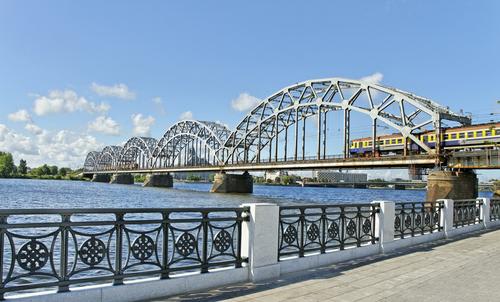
(82, 77), (471, 172)
(83, 151), (101, 172)
(224, 78), (471, 164)
(97, 146), (123, 171)
(149, 120), (231, 168)
(118, 137), (158, 169)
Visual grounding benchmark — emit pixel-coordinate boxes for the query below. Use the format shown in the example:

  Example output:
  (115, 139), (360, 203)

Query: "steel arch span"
(149, 120), (231, 169)
(82, 77), (473, 174)
(118, 137), (158, 170)
(83, 151), (101, 172)
(223, 78), (470, 165)
(98, 146), (123, 171)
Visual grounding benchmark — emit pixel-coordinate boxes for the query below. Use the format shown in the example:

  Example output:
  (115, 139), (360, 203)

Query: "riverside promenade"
(159, 227), (500, 302)
(3, 198), (499, 302)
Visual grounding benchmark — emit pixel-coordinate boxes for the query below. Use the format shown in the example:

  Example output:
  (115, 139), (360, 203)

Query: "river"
(0, 178), (493, 209)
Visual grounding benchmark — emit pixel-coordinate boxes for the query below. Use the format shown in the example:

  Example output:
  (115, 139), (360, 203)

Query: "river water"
(0, 178), (493, 209)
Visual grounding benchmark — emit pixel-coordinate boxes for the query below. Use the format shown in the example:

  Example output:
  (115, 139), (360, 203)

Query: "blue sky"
(0, 1), (499, 180)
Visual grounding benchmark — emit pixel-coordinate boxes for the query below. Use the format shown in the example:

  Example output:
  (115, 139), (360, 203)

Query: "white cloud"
(359, 72), (384, 85)
(88, 116), (121, 136)
(0, 123), (104, 168)
(131, 114), (155, 136)
(8, 109), (32, 122)
(180, 111), (193, 120)
(152, 97), (166, 115)
(0, 124), (38, 155)
(25, 123), (43, 135)
(33, 90), (110, 116)
(152, 97), (162, 104)
(91, 82), (135, 100)
(231, 93), (261, 112)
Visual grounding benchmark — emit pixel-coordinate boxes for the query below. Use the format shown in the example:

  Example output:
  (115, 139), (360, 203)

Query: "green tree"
(31, 164), (50, 176)
(49, 165), (58, 176)
(0, 152), (15, 178)
(18, 159), (28, 175)
(58, 167), (70, 177)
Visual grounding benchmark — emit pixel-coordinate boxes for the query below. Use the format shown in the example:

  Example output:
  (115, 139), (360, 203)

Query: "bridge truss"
(83, 77), (471, 173)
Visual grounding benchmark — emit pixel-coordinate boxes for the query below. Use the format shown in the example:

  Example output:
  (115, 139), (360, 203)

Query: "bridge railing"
(278, 204), (379, 260)
(0, 207), (249, 299)
(2, 198), (500, 301)
(394, 201), (443, 239)
(491, 199), (500, 221)
(453, 199), (483, 228)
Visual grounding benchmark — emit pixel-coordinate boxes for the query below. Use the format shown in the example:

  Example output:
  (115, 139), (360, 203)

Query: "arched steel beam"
(83, 151), (101, 172)
(98, 145), (123, 171)
(118, 137), (158, 169)
(150, 120), (231, 168)
(224, 78), (471, 163)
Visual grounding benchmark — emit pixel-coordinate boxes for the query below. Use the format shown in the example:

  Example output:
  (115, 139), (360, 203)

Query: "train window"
(368, 141), (372, 146)
(485, 130), (491, 136)
(379, 140), (384, 145)
(430, 135), (435, 142)
(451, 133), (457, 139)
(467, 131), (474, 138)
(476, 131), (483, 137)
(444, 134), (449, 140)
(397, 139), (402, 144)
(496, 129), (500, 135)
(422, 136), (428, 142)
(385, 140), (390, 144)
(391, 139), (396, 144)
(459, 132), (465, 139)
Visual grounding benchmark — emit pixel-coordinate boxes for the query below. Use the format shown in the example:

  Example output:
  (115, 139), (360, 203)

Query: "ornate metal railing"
(278, 204), (379, 260)
(453, 199), (482, 228)
(491, 199), (500, 221)
(394, 202), (443, 239)
(0, 207), (249, 299)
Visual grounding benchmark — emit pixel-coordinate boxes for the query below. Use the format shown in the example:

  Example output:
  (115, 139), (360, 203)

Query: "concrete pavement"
(149, 227), (500, 302)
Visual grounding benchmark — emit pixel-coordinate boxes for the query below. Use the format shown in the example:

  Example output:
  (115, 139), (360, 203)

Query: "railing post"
(0, 216), (6, 301)
(160, 212), (169, 279)
(58, 214), (70, 293)
(479, 197), (490, 229)
(113, 212), (124, 285)
(439, 199), (454, 238)
(201, 211), (209, 273)
(372, 201), (394, 253)
(241, 203), (280, 282)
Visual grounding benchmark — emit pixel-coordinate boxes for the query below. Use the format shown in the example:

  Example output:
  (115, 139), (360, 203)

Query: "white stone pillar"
(479, 197), (490, 228)
(241, 203), (280, 282)
(439, 199), (454, 238)
(373, 201), (395, 253)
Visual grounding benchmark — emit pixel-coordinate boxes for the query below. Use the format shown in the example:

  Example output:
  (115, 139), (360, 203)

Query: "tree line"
(0, 151), (80, 179)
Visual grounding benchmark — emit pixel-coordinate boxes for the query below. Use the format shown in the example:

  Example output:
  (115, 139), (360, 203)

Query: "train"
(349, 122), (500, 156)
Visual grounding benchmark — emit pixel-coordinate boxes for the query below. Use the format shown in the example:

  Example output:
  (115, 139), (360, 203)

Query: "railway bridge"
(82, 77), (499, 200)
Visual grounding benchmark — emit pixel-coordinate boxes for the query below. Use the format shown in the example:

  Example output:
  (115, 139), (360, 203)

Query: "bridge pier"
(110, 174), (134, 185)
(143, 174), (173, 188)
(494, 181), (500, 199)
(426, 170), (478, 201)
(91, 174), (111, 183)
(210, 171), (253, 193)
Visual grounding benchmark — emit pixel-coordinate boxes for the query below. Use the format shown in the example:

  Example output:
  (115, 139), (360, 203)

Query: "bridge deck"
(155, 227), (500, 302)
(90, 155), (438, 174)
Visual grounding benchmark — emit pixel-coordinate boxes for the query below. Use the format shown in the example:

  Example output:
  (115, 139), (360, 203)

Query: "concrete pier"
(91, 174), (111, 183)
(210, 172), (253, 193)
(143, 174), (173, 188)
(426, 170), (478, 201)
(494, 181), (500, 199)
(110, 174), (134, 185)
